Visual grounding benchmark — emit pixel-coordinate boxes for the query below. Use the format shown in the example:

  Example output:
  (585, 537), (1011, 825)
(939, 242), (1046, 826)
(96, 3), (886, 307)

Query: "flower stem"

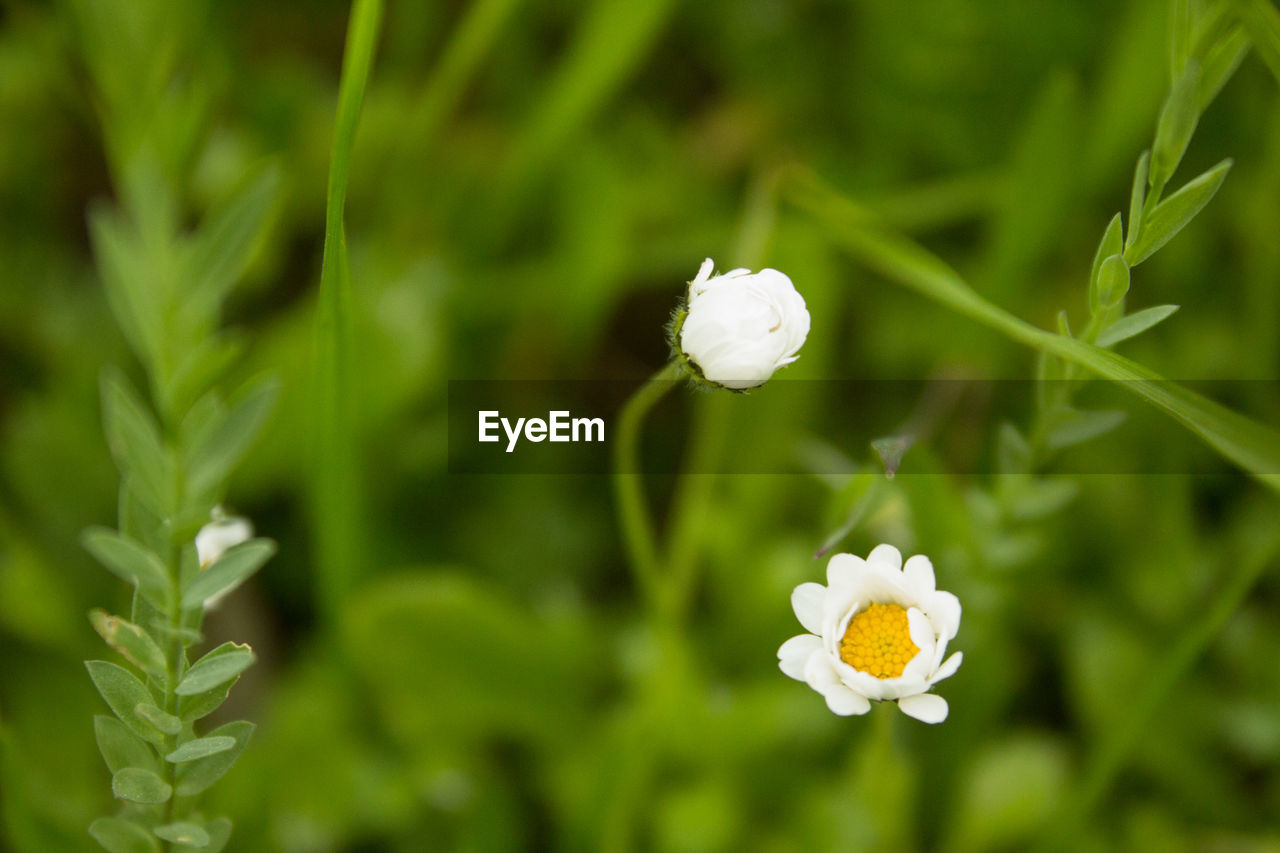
(611, 362), (677, 607)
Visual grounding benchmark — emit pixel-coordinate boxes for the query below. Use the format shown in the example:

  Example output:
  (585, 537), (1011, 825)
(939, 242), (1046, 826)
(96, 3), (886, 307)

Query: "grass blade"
(313, 0), (384, 625)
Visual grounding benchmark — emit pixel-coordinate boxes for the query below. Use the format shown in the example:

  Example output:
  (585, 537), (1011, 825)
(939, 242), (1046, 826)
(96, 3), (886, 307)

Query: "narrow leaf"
(175, 644), (254, 695)
(1097, 305), (1180, 347)
(174, 720), (254, 796)
(89, 817), (161, 853)
(181, 539), (276, 609)
(153, 822), (211, 847)
(186, 377), (279, 498)
(1047, 409), (1128, 450)
(790, 173), (1280, 490)
(187, 167), (281, 307)
(1149, 59), (1201, 190)
(1089, 214), (1124, 304)
(1124, 159), (1232, 266)
(94, 716), (159, 775)
(1199, 25), (1249, 110)
(1235, 0), (1280, 87)
(1170, 0), (1190, 79)
(100, 369), (174, 517)
(90, 610), (167, 678)
(166, 736), (237, 763)
(134, 703), (182, 736)
(82, 527), (171, 610)
(86, 661), (164, 745)
(178, 679), (234, 723)
(112, 767), (172, 804)
(1127, 151), (1149, 246)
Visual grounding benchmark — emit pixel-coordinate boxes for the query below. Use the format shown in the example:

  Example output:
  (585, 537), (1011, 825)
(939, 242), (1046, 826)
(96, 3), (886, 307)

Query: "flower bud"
(673, 258), (810, 390)
(195, 513), (252, 568)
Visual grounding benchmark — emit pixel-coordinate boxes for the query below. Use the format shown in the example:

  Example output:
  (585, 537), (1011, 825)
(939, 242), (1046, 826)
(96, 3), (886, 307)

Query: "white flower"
(195, 513), (253, 610)
(777, 544), (962, 723)
(677, 258), (810, 390)
(195, 514), (253, 568)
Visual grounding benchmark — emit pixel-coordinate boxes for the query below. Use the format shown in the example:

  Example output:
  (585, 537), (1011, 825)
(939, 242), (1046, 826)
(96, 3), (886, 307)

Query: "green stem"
(611, 363), (678, 609)
(313, 0), (384, 627)
(1033, 528), (1280, 852)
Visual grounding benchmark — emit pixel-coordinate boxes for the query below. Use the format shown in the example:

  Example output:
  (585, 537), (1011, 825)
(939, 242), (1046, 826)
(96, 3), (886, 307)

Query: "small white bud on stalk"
(671, 258), (810, 390)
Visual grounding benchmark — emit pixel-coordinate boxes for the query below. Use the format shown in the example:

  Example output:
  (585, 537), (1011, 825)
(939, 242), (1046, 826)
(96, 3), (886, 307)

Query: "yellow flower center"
(839, 602), (919, 679)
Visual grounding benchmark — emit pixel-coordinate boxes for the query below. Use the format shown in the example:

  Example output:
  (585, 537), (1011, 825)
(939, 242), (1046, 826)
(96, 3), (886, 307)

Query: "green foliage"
(179, 541), (275, 609)
(4, 0), (1280, 851)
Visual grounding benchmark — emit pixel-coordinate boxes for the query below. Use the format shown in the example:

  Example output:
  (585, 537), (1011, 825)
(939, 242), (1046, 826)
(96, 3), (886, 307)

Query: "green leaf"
(93, 716), (160, 775)
(1127, 151), (1148, 244)
(89, 610), (167, 678)
(174, 720), (254, 796)
(178, 679), (234, 722)
(100, 369), (174, 518)
(1089, 214), (1124, 301)
(86, 661), (164, 745)
(997, 422), (1033, 475)
(185, 377), (279, 498)
(1005, 478), (1079, 521)
(89, 209), (161, 369)
(1199, 25), (1249, 110)
(204, 818), (232, 853)
(162, 335), (245, 428)
(82, 527), (171, 611)
(1097, 305), (1180, 347)
(89, 817), (161, 853)
(790, 174), (1280, 491)
(1234, 0), (1280, 88)
(1124, 159), (1232, 266)
(181, 539), (276, 610)
(1170, 0), (1190, 79)
(187, 167), (281, 307)
(1089, 254), (1130, 315)
(112, 767), (172, 804)
(166, 736), (237, 763)
(153, 822), (211, 847)
(134, 703), (182, 736)
(1046, 409), (1128, 451)
(1149, 59), (1201, 190)
(175, 643), (255, 695)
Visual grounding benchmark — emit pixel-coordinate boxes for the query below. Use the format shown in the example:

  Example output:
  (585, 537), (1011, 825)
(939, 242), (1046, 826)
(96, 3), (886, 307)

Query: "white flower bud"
(194, 513), (254, 611)
(676, 258), (810, 390)
(195, 515), (253, 568)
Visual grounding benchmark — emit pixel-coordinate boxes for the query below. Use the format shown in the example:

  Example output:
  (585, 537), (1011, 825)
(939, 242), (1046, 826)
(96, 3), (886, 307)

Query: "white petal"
(931, 651), (963, 684)
(902, 554), (936, 599)
(927, 590), (961, 641)
(826, 553), (865, 589)
(822, 589), (860, 647)
(823, 684), (872, 716)
(195, 517), (253, 567)
(693, 258), (714, 285)
(791, 583), (825, 635)
(832, 660), (889, 702)
(777, 634), (822, 681)
(803, 649), (841, 693)
(866, 543), (902, 571)
(902, 646), (935, 683)
(907, 607), (934, 650)
(897, 693), (949, 724)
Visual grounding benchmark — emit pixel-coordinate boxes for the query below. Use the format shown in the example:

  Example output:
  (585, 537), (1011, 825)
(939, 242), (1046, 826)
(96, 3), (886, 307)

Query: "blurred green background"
(2, 0), (1280, 850)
